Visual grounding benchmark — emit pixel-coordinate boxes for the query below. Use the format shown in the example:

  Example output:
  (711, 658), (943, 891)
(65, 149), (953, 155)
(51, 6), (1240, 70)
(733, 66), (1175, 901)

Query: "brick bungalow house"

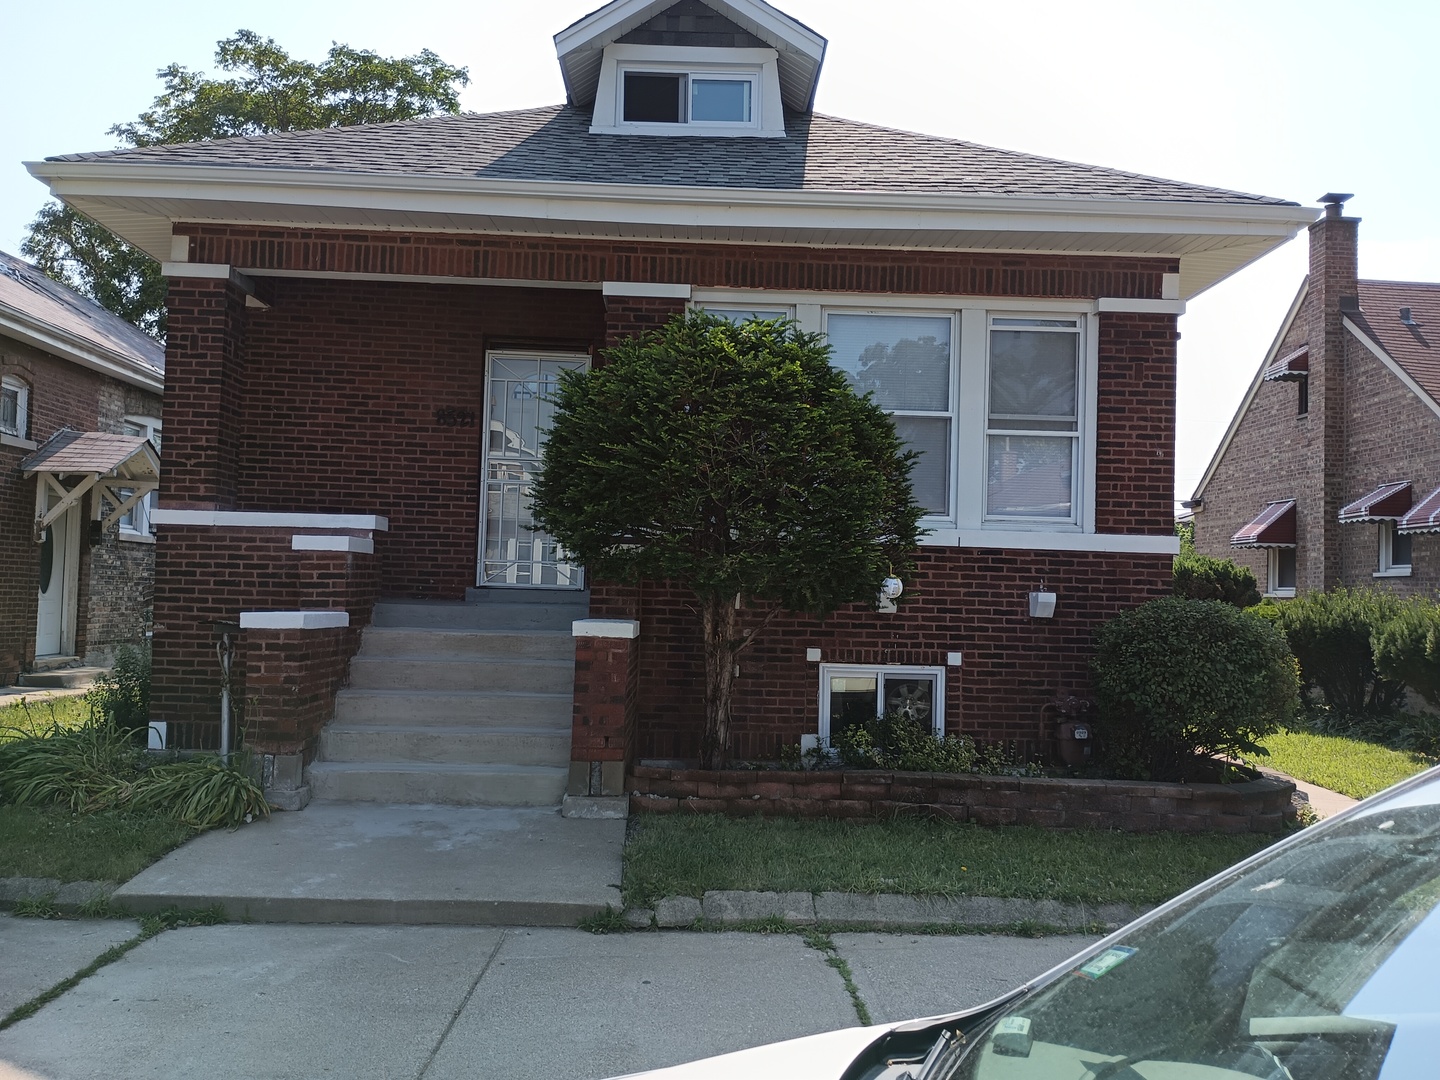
(1191, 195), (1440, 598)
(0, 250), (163, 686)
(28, 0), (1314, 809)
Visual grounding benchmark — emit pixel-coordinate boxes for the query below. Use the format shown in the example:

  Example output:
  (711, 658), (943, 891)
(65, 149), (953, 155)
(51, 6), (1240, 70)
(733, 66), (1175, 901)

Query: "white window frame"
(591, 45), (785, 138)
(983, 315), (1085, 527)
(692, 291), (1104, 543)
(119, 415), (161, 541)
(818, 663), (946, 740)
(1, 374), (30, 445)
(1376, 521), (1413, 578)
(822, 308), (960, 522)
(1267, 548), (1298, 598)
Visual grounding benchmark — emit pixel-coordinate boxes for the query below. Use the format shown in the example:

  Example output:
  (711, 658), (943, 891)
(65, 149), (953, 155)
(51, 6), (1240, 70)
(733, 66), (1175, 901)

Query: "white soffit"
(555, 0), (827, 112)
(30, 164), (1316, 298)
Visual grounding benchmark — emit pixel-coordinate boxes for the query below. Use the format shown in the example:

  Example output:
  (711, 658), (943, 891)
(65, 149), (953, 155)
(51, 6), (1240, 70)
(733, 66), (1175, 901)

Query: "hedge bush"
(1372, 598), (1440, 710)
(1173, 552), (1261, 608)
(1092, 597), (1300, 780)
(1274, 588), (1407, 719)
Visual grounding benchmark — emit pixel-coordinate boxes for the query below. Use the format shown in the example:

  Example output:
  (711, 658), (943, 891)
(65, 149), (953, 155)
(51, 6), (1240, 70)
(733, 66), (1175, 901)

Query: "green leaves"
(1092, 598), (1301, 780)
(23, 29), (468, 336)
(532, 311), (925, 615)
(110, 30), (469, 147)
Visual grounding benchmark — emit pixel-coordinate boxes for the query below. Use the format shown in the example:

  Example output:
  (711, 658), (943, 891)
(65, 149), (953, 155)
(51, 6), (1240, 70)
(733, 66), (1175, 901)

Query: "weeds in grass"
(577, 905), (629, 934)
(0, 904), (227, 1033)
(12, 896), (65, 919)
(801, 931), (872, 1026)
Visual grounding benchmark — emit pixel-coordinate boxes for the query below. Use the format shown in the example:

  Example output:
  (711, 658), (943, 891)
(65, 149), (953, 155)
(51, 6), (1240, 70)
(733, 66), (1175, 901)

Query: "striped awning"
(1263, 346), (1310, 382)
(1231, 499), (1296, 548)
(1340, 481), (1413, 523)
(1399, 486), (1440, 535)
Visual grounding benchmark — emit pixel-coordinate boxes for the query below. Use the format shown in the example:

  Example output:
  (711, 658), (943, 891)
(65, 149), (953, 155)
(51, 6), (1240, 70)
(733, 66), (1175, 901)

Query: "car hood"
(606, 1023), (893, 1079)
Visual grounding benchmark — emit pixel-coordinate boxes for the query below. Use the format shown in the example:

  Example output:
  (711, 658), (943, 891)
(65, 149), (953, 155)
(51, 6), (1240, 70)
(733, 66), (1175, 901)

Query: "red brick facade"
(1193, 210), (1440, 593)
(0, 336), (162, 683)
(151, 225), (1180, 765)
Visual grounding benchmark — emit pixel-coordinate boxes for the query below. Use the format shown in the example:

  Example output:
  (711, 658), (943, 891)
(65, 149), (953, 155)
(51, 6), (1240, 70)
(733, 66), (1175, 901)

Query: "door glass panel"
(481, 355), (587, 588)
(38, 526), (54, 594)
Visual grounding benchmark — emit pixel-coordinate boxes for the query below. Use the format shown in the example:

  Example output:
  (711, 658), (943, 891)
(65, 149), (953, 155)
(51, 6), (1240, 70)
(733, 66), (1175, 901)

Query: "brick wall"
(1194, 209), (1440, 594)
(0, 336), (160, 680)
(179, 226), (1175, 301)
(630, 764), (1296, 834)
(594, 547), (1172, 764)
(150, 526), (379, 752)
(241, 627), (354, 759)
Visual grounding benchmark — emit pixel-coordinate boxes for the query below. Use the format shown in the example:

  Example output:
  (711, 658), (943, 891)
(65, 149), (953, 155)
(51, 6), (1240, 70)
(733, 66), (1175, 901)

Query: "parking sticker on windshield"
(1075, 946), (1137, 980)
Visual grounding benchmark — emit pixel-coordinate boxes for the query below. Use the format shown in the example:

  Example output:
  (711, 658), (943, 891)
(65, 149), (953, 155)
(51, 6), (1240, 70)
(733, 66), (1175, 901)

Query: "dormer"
(555, 0), (827, 138)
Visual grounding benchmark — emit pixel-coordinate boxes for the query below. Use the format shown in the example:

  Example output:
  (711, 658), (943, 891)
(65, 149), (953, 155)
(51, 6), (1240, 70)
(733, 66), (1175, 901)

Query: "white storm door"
(36, 506), (73, 655)
(479, 352), (589, 588)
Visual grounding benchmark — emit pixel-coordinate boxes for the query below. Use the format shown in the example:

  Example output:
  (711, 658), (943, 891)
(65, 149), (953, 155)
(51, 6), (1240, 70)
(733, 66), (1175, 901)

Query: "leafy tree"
(532, 312), (926, 769)
(22, 30), (469, 338)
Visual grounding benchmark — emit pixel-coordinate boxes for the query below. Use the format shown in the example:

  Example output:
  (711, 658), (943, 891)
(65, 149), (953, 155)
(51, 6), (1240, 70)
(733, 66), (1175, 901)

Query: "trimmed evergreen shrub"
(1173, 552), (1261, 608)
(1274, 588), (1407, 719)
(1372, 598), (1440, 710)
(1092, 597), (1300, 780)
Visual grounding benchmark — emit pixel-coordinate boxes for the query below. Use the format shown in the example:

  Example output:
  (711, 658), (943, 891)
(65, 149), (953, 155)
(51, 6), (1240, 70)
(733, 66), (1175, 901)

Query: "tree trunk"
(698, 591), (739, 769)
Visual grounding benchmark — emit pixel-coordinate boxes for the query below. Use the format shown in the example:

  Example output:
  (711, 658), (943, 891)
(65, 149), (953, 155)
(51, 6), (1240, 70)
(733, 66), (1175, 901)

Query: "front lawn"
(0, 695), (91, 740)
(623, 814), (1276, 909)
(0, 805), (194, 883)
(1242, 730), (1435, 800)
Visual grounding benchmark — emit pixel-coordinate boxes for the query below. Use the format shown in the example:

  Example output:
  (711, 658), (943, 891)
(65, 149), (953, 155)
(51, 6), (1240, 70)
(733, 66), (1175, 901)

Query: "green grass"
(0, 695), (91, 741)
(1242, 730), (1436, 800)
(0, 804), (195, 883)
(622, 814), (1275, 909)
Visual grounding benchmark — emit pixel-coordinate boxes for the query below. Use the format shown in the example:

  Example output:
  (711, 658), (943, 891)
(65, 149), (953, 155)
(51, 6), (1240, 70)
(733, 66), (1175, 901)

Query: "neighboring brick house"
(29, 0), (1314, 807)
(0, 250), (164, 685)
(1191, 195), (1440, 598)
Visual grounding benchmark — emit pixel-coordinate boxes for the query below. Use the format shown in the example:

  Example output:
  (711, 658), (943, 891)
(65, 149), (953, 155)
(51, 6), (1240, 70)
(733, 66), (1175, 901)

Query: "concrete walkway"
(0, 915), (1100, 1080)
(112, 801), (625, 925)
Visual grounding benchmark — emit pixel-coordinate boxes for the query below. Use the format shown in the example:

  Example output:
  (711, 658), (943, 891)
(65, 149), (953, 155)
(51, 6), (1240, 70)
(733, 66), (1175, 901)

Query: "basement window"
(819, 664), (945, 741)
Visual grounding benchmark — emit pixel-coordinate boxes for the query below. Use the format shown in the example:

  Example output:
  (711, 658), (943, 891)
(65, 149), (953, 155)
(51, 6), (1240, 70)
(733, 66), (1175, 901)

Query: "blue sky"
(3, 0), (1436, 498)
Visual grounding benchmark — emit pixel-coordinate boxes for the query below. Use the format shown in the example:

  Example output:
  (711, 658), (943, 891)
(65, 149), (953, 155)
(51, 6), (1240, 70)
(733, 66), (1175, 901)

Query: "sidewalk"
(0, 913), (1100, 1080)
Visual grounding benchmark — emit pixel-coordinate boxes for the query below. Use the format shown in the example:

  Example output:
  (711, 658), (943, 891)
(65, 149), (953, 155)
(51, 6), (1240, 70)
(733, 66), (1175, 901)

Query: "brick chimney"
(1308, 193), (1360, 588)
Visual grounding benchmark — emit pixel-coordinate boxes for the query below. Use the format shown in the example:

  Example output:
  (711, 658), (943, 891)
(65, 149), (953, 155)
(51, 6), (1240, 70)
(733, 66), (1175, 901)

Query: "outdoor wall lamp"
(878, 574), (904, 614)
(1029, 590), (1058, 619)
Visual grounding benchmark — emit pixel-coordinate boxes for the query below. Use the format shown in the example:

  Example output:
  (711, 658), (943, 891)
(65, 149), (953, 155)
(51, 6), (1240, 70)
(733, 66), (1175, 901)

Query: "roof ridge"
(1360, 278), (1440, 290)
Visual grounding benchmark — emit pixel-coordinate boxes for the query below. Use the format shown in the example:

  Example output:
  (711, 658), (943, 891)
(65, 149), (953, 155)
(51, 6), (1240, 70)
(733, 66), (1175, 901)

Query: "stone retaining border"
(630, 890), (1148, 931)
(630, 765), (1296, 834)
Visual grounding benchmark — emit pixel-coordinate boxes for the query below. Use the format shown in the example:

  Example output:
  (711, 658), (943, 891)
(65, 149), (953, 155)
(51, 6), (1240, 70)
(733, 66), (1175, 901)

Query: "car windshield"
(949, 769), (1440, 1080)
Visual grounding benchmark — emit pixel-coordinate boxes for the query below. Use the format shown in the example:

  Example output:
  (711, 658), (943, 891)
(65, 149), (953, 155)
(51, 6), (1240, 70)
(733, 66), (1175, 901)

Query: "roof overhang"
(0, 294), (163, 394)
(21, 430), (161, 537)
(1231, 499), (1296, 548)
(555, 0), (827, 112)
(26, 160), (1318, 300)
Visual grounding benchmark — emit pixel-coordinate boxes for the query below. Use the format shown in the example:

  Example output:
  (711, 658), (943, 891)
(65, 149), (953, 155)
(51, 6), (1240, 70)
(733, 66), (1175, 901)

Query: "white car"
(613, 764), (1440, 1080)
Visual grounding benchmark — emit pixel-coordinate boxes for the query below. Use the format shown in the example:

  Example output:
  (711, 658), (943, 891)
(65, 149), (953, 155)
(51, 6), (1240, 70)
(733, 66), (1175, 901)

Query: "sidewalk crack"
(416, 928), (508, 1080)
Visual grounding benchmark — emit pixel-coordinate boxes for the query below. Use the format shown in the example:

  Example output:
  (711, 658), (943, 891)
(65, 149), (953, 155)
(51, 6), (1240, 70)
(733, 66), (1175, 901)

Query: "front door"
(35, 505), (76, 656)
(478, 351), (589, 588)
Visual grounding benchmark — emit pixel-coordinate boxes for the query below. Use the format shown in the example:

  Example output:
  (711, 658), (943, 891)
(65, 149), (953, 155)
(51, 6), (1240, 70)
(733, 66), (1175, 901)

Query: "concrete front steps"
(308, 591), (587, 807)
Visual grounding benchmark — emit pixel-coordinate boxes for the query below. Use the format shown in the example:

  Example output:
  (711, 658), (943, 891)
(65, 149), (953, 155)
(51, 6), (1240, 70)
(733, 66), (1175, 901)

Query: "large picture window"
(825, 313), (955, 517)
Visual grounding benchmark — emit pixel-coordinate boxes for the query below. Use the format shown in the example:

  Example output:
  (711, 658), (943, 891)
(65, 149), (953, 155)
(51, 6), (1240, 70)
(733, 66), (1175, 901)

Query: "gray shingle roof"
(0, 251), (164, 377)
(49, 105), (1293, 206)
(20, 429), (155, 476)
(1354, 280), (1440, 405)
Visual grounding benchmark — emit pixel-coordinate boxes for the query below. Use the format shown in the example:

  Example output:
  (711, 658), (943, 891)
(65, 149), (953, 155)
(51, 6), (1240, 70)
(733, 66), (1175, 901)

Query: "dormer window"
(621, 71), (755, 125)
(592, 45), (785, 137)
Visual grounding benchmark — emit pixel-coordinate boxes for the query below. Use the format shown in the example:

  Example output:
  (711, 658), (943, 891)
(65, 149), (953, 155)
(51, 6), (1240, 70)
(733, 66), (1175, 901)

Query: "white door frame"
(36, 499), (81, 657)
(478, 349), (590, 589)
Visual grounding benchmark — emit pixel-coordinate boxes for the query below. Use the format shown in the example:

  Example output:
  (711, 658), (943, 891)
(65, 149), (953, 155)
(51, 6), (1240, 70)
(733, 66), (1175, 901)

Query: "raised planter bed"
(629, 764), (1296, 834)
